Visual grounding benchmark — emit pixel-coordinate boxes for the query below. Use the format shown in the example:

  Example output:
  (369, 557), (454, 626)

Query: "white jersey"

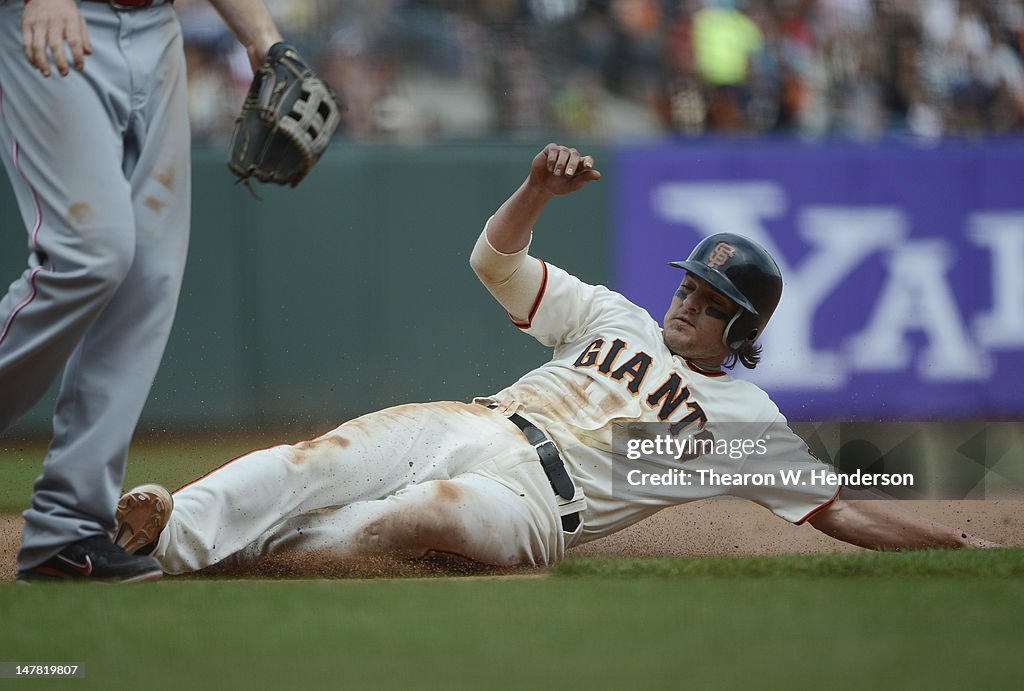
(480, 259), (839, 544)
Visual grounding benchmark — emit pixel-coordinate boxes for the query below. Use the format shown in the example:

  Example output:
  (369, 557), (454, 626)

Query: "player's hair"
(723, 341), (762, 370)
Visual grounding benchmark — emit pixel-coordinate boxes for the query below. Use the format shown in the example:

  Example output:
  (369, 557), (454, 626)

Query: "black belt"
(503, 411), (581, 533)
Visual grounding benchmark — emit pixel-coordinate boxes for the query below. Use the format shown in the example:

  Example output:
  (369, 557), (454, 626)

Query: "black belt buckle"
(561, 512), (581, 532)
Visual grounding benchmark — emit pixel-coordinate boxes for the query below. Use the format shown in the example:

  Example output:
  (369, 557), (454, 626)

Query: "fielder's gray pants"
(0, 2), (190, 569)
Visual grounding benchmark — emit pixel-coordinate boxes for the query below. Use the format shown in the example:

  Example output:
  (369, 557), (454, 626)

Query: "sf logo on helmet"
(706, 242), (736, 268)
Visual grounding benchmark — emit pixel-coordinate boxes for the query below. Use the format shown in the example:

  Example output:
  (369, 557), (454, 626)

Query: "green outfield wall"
(0, 144), (611, 434)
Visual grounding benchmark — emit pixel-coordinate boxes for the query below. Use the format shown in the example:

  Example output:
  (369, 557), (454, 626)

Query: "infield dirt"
(3, 498), (1021, 581)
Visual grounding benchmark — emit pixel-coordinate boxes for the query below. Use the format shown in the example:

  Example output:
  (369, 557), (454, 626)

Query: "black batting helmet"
(669, 233), (783, 350)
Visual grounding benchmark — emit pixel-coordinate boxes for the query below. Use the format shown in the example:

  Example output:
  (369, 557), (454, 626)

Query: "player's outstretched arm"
(808, 489), (1001, 550)
(485, 143), (601, 255)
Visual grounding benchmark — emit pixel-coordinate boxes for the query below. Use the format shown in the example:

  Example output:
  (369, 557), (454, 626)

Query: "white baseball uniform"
(147, 221), (840, 574)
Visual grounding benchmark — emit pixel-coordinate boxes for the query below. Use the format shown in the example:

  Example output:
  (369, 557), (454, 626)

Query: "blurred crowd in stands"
(180, 0), (1024, 144)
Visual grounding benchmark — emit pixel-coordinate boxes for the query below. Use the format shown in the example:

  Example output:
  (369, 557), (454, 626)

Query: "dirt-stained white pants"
(152, 402), (569, 573)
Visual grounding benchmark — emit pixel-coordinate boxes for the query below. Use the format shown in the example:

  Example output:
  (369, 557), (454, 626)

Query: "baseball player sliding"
(115, 144), (998, 574)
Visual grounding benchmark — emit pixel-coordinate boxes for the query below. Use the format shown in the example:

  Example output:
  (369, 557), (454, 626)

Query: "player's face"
(662, 273), (737, 368)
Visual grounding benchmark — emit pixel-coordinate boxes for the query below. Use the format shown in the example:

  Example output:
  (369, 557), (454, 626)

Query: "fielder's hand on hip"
(22, 0), (92, 78)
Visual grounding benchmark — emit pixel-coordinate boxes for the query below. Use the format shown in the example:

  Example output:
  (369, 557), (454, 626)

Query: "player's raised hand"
(22, 0), (93, 78)
(529, 143), (601, 196)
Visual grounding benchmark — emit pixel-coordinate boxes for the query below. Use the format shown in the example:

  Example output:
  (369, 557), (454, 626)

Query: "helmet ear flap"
(723, 310), (744, 349)
(723, 310), (760, 350)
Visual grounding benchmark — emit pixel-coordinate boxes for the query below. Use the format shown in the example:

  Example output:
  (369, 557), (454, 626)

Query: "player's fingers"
(21, 20), (34, 67)
(30, 24), (51, 77)
(577, 155), (601, 181)
(62, 18), (88, 73)
(553, 148), (574, 176)
(567, 167), (601, 192)
(66, 22), (86, 71)
(80, 14), (93, 57)
(48, 22), (70, 77)
(82, 19), (94, 55)
(552, 150), (565, 175)
(544, 143), (560, 173)
(565, 150), (583, 177)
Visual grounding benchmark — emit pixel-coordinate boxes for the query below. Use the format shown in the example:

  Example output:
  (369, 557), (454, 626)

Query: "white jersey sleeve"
(725, 412), (842, 524)
(469, 221), (544, 323)
(515, 261), (625, 347)
(470, 220), (626, 348)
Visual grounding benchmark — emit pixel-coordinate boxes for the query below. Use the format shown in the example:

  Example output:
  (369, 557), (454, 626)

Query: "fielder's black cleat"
(16, 535), (163, 583)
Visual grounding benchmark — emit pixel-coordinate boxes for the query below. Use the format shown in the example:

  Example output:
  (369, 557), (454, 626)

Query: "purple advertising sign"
(614, 141), (1024, 420)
